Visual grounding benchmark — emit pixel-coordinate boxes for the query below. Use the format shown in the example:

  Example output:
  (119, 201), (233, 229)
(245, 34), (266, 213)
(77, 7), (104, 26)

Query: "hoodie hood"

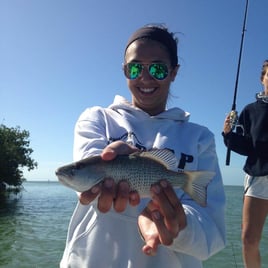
(108, 95), (190, 122)
(256, 91), (268, 103)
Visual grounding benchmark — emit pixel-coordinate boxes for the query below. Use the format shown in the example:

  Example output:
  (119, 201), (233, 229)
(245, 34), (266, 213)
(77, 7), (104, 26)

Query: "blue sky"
(1, 0), (267, 185)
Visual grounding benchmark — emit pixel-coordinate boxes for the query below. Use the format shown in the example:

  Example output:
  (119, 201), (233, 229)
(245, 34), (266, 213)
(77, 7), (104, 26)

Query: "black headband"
(125, 26), (178, 67)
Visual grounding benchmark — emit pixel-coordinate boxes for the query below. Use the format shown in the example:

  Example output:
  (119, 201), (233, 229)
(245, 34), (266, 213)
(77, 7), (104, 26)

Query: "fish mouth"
(56, 173), (75, 190)
(55, 170), (71, 184)
(55, 169), (65, 178)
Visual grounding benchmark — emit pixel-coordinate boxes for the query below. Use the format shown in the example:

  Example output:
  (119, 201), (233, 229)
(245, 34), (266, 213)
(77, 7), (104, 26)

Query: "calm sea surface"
(0, 182), (267, 268)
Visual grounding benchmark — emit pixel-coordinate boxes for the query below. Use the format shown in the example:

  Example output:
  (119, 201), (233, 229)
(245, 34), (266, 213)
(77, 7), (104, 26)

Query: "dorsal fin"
(138, 148), (178, 171)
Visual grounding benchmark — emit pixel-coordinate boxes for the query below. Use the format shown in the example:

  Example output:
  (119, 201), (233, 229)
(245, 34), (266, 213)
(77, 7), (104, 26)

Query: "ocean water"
(0, 182), (267, 268)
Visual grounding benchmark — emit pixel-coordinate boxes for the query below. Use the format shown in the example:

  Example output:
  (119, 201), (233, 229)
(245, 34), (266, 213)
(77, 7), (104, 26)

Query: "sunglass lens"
(127, 63), (142, 79)
(149, 64), (168, 80)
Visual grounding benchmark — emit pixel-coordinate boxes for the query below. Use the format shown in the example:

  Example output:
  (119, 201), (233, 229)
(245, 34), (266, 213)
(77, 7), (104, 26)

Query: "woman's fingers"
(97, 178), (116, 212)
(79, 183), (101, 205)
(79, 141), (140, 209)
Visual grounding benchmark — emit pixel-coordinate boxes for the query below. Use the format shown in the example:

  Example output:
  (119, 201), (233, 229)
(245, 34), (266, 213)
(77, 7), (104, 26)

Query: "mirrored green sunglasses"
(124, 62), (169, 80)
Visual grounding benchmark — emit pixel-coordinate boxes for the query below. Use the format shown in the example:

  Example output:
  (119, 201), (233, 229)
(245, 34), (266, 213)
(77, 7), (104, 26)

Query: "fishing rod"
(226, 0), (249, 166)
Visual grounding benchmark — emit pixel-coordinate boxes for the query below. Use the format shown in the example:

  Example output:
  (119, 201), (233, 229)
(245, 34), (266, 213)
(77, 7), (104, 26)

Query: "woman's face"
(124, 39), (179, 115)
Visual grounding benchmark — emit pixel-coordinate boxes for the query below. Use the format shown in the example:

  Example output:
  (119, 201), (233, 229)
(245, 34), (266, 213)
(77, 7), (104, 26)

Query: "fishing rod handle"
(226, 147), (231, 166)
(229, 110), (238, 130)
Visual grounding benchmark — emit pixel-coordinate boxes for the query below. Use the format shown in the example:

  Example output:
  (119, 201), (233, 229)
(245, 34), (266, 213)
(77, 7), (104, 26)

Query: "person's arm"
(73, 107), (140, 210)
(170, 130), (226, 259)
(73, 106), (108, 161)
(222, 131), (254, 156)
(138, 180), (187, 256)
(139, 129), (226, 259)
(222, 111), (254, 156)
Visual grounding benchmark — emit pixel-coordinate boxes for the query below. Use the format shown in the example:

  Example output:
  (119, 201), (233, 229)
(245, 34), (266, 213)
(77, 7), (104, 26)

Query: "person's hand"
(223, 114), (232, 134)
(138, 180), (186, 256)
(79, 141), (140, 212)
(224, 110), (238, 134)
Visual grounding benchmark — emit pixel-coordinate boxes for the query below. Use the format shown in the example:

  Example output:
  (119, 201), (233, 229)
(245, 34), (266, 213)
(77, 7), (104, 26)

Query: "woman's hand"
(223, 110), (238, 135)
(223, 114), (232, 134)
(79, 141), (140, 212)
(138, 180), (186, 256)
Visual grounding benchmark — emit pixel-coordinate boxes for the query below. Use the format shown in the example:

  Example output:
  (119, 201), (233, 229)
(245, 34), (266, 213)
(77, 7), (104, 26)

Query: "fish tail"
(183, 171), (214, 207)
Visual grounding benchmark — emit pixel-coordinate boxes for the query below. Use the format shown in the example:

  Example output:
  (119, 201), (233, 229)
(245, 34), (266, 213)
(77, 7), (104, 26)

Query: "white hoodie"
(60, 96), (226, 268)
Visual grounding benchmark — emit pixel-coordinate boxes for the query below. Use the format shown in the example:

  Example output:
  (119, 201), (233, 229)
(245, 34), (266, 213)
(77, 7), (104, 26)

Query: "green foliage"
(0, 124), (37, 189)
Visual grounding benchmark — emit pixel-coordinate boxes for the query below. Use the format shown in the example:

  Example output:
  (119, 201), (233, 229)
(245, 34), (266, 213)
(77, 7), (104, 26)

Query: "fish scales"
(55, 149), (215, 206)
(94, 155), (188, 196)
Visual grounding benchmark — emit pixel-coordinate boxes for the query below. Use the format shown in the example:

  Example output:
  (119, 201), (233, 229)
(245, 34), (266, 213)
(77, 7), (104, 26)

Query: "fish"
(55, 149), (214, 206)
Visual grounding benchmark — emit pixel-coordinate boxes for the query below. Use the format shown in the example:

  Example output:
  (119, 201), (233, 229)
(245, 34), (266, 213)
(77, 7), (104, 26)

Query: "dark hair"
(125, 24), (178, 67)
(260, 60), (268, 82)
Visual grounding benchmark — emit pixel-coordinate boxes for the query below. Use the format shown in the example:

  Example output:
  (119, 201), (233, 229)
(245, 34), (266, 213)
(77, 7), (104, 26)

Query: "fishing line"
(225, 0), (249, 165)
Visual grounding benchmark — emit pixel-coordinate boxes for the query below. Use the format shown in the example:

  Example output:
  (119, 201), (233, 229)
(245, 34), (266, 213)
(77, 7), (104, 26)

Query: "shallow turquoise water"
(0, 182), (267, 268)
(0, 182), (77, 268)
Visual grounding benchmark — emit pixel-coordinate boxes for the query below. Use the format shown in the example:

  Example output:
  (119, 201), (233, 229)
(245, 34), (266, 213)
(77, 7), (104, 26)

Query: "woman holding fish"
(59, 24), (226, 268)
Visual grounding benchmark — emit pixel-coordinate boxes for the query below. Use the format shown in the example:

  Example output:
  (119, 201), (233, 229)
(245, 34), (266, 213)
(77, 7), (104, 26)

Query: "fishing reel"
(228, 110), (244, 134)
(228, 110), (238, 131)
